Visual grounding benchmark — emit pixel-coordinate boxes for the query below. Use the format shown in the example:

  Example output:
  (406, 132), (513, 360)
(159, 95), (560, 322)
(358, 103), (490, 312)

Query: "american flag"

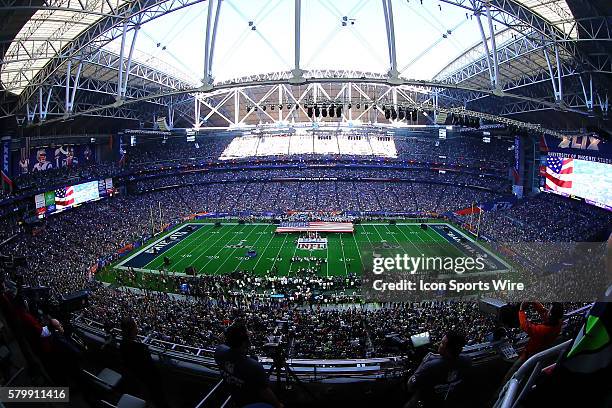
(55, 186), (75, 209)
(276, 221), (354, 233)
(545, 157), (574, 193)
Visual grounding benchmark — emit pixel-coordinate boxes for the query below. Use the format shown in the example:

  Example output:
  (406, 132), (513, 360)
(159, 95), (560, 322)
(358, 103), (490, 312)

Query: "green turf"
(108, 221), (499, 281)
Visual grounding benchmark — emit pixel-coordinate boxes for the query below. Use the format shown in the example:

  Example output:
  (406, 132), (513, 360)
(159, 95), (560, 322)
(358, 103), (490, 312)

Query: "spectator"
(501, 302), (563, 384)
(215, 322), (283, 408)
(120, 317), (168, 407)
(405, 331), (472, 408)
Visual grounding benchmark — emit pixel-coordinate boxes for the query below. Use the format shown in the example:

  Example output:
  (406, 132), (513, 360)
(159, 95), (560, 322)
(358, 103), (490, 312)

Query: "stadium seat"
(82, 368), (122, 392)
(101, 393), (146, 408)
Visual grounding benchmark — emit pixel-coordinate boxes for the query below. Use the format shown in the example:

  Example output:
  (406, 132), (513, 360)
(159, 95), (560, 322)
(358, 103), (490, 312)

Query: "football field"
(109, 221), (510, 280)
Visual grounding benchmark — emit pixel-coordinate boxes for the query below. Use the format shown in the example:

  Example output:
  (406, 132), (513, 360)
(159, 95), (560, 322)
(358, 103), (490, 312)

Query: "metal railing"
(493, 339), (572, 408)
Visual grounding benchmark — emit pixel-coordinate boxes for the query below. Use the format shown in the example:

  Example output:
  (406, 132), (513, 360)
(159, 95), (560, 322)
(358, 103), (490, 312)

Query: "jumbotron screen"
(544, 157), (612, 210)
(34, 178), (113, 216)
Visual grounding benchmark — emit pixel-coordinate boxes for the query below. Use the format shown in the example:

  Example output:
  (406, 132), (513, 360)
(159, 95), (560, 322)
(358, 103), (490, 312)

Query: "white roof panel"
(1, 0), (129, 95)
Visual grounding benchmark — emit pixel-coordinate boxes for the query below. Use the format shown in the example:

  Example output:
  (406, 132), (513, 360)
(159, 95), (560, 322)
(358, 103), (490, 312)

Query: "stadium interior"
(0, 1), (611, 407)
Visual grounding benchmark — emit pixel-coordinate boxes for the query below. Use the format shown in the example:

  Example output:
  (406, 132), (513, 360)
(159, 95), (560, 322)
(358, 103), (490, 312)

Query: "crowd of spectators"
(458, 193), (612, 242)
(3, 133), (511, 201)
(0, 131), (605, 362)
(0, 181), (606, 359)
(13, 161), (121, 196)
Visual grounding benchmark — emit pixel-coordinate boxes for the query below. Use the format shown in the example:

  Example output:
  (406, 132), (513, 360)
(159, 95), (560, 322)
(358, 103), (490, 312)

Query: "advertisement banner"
(13, 144), (95, 176)
(540, 134), (611, 161)
(2, 136), (12, 191)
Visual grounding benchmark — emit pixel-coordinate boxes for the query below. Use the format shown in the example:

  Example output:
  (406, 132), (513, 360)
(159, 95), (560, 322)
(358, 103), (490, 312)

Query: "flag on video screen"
(55, 186), (75, 209)
(545, 157), (573, 193)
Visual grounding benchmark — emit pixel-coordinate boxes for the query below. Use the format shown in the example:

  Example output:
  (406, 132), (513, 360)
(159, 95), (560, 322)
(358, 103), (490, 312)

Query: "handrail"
(194, 379), (225, 408)
(494, 339), (572, 408)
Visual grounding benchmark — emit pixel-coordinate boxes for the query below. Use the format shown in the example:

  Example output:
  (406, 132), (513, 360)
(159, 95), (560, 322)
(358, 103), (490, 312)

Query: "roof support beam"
(194, 97), (201, 128)
(484, 3), (501, 93)
(579, 74), (593, 111)
(167, 97), (174, 128)
(65, 60), (72, 113)
(475, 12), (495, 89)
(208, 0), (222, 84)
(116, 21), (128, 100)
(202, 0), (213, 86)
(290, 0), (304, 83)
(121, 22), (141, 98)
(68, 61), (83, 113)
(543, 47), (559, 102)
(554, 43), (563, 103)
(381, 0), (399, 83)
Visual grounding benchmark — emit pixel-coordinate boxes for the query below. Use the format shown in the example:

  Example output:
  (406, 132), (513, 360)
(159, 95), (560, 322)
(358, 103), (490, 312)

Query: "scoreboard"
(35, 178), (114, 216)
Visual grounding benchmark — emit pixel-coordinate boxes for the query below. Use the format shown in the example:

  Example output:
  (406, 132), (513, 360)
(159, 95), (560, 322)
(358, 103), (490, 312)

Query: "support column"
(543, 47), (559, 101)
(65, 60), (71, 112)
(348, 83), (352, 121)
(554, 44), (563, 103)
(382, 0), (399, 82)
(290, 0), (305, 83)
(485, 4), (500, 92)
(235, 89), (240, 125)
(207, 0), (222, 83)
(68, 62), (82, 113)
(122, 24), (140, 98)
(475, 12), (494, 89)
(203, 0), (214, 86)
(278, 85), (282, 121)
(117, 21), (128, 100)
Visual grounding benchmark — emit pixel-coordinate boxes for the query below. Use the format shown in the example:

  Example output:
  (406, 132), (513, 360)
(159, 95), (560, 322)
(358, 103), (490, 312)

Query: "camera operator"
(405, 331), (473, 408)
(215, 322), (283, 408)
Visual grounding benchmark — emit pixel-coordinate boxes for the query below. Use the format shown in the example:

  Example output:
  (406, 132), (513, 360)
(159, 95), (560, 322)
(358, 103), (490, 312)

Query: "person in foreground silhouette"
(215, 322), (283, 408)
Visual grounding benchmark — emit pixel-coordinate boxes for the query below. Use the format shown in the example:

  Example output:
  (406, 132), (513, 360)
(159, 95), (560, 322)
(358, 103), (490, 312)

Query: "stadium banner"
(117, 132), (126, 166)
(1, 136), (13, 192)
(510, 135), (524, 198)
(276, 221), (354, 233)
(540, 134), (611, 162)
(13, 144), (95, 176)
(452, 196), (517, 216)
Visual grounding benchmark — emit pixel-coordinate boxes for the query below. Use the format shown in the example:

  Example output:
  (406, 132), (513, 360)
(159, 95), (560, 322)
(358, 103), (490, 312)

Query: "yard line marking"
(252, 230), (284, 273)
(189, 224), (243, 272)
(212, 224), (261, 274)
(233, 224), (274, 272)
(269, 233), (289, 275)
(166, 224), (233, 272)
(339, 233), (349, 277)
